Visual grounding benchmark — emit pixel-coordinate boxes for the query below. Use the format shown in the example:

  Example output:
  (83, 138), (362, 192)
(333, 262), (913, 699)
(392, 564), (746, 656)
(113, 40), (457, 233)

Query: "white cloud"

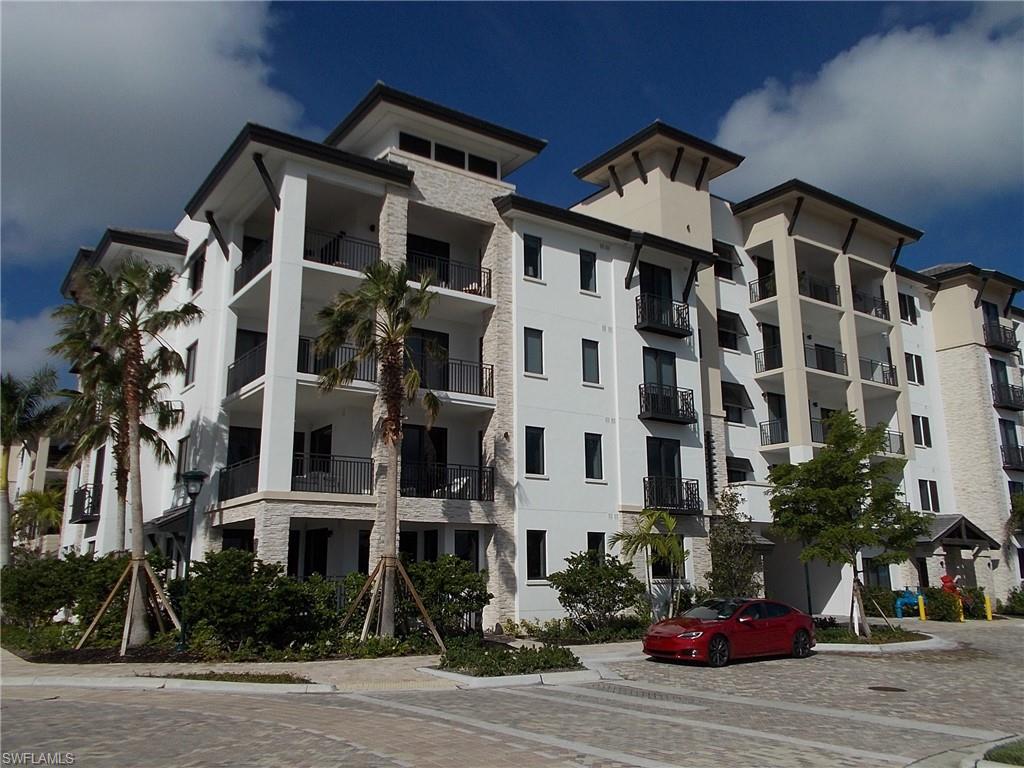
(712, 6), (1024, 215)
(0, 2), (311, 263)
(1, 307), (61, 380)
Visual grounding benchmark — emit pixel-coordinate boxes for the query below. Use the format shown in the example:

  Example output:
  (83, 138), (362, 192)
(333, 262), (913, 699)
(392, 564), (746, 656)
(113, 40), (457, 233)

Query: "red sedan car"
(643, 597), (814, 667)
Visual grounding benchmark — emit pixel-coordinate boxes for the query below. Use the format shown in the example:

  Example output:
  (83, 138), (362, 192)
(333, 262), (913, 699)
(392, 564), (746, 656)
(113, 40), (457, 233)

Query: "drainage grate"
(868, 686), (907, 692)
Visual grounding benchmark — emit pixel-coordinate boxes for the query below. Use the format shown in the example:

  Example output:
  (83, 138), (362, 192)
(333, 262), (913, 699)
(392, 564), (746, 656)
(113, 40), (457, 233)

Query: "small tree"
(12, 488), (65, 546)
(769, 411), (928, 637)
(705, 487), (762, 598)
(547, 551), (646, 632)
(611, 510), (688, 619)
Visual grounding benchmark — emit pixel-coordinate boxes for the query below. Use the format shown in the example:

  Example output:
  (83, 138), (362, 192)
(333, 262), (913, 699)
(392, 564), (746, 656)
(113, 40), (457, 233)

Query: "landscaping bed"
(438, 638), (582, 677)
(985, 739), (1024, 766)
(154, 671), (312, 685)
(815, 625), (928, 644)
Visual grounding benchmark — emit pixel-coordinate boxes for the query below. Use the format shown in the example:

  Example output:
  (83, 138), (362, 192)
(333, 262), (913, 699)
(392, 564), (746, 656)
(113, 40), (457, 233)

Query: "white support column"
(258, 167), (307, 491)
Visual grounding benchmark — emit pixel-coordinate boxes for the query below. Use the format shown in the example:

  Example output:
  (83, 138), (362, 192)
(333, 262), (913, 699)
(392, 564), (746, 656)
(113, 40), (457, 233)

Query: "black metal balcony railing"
(406, 352), (494, 397)
(1002, 445), (1024, 470)
(303, 230), (380, 273)
(69, 484), (101, 524)
(755, 347), (783, 373)
(881, 429), (905, 455)
(805, 345), (848, 375)
(297, 337), (377, 382)
(638, 384), (698, 424)
(643, 477), (703, 513)
(291, 454), (373, 495)
(400, 462), (494, 501)
(233, 242), (272, 294)
(635, 294), (692, 337)
(860, 357), (898, 386)
(218, 456), (260, 502)
(993, 383), (1024, 411)
(852, 291), (890, 320)
(760, 420), (789, 446)
(407, 251), (492, 298)
(984, 322), (1019, 352)
(798, 274), (840, 306)
(226, 342), (267, 395)
(749, 275), (777, 303)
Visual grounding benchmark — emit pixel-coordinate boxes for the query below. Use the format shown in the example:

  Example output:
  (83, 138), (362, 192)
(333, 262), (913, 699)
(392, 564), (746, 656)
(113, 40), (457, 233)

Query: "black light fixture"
(182, 469), (207, 502)
(177, 469), (207, 649)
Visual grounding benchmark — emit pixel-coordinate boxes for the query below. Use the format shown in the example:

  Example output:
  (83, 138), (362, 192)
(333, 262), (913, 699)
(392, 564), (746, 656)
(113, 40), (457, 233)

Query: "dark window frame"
(524, 327), (544, 375)
(523, 235), (542, 279)
(919, 478), (940, 512)
(184, 342), (198, 386)
(526, 529), (547, 580)
(912, 415), (932, 448)
(582, 339), (600, 384)
(398, 132), (431, 158)
(434, 142), (466, 169)
(579, 249), (598, 293)
(898, 293), (918, 324)
(525, 426), (545, 476)
(905, 353), (925, 385)
(188, 251), (205, 294)
(584, 432), (603, 480)
(467, 153), (498, 178)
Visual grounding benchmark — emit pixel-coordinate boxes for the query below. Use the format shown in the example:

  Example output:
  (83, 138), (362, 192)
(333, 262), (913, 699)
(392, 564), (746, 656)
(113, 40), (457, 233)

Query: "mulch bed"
(8, 645), (204, 664)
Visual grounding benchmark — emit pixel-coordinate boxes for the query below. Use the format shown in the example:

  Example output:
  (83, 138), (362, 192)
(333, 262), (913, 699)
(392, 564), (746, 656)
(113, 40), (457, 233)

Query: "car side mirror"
(737, 615), (752, 624)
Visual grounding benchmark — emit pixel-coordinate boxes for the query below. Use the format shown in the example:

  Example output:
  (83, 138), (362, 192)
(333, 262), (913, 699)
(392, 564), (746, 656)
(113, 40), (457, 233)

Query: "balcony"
(749, 275), (777, 303)
(297, 337), (377, 382)
(1002, 445), (1024, 471)
(759, 420), (789, 446)
(805, 345), (848, 376)
(218, 456), (259, 502)
(881, 430), (905, 455)
(234, 241), (272, 294)
(635, 294), (692, 338)
(291, 454), (373, 494)
(860, 357), (898, 387)
(638, 384), (698, 424)
(852, 291), (890, 320)
(303, 229), (380, 273)
(643, 477), (703, 513)
(810, 418), (831, 444)
(755, 346), (783, 373)
(407, 352), (494, 398)
(400, 462), (494, 501)
(984, 322), (1019, 352)
(226, 342), (267, 395)
(993, 383), (1024, 411)
(407, 251), (492, 298)
(798, 274), (840, 306)
(69, 484), (101, 524)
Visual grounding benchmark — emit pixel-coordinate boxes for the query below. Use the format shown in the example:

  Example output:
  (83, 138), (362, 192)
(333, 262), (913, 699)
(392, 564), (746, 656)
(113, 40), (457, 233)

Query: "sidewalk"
(0, 647), (457, 692)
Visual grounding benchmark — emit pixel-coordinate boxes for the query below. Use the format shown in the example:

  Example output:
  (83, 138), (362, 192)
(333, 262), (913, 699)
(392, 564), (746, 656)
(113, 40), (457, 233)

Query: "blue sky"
(2, 2), (1022, 377)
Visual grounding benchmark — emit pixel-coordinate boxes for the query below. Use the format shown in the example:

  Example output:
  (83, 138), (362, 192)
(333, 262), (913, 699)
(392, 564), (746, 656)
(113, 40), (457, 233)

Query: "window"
(358, 529), (371, 573)
(582, 339), (600, 384)
(722, 382), (752, 424)
(999, 418), (1019, 448)
(587, 532), (605, 556)
(584, 433), (603, 480)
(905, 353), (925, 385)
(423, 529), (439, 562)
(982, 300), (1000, 325)
(467, 154), (498, 178)
(713, 241), (739, 281)
(434, 143), (466, 169)
(1009, 481), (1024, 498)
(525, 427), (545, 475)
(862, 558), (892, 590)
(175, 435), (190, 480)
(526, 530), (547, 580)
(524, 328), (544, 374)
(399, 531), (418, 562)
(398, 132), (431, 158)
(763, 602), (792, 618)
(714, 258), (734, 281)
(184, 342), (197, 386)
(717, 310), (747, 351)
(188, 250), (205, 294)
(726, 456), (753, 483)
(898, 293), (918, 324)
(651, 534), (684, 579)
(455, 529), (480, 571)
(524, 235), (542, 279)
(919, 479), (940, 512)
(579, 250), (597, 292)
(912, 415), (932, 448)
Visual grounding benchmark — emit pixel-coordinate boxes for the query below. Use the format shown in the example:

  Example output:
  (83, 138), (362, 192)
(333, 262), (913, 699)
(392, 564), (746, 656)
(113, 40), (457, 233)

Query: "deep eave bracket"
(841, 218), (858, 254)
(609, 165), (623, 197)
(889, 238), (905, 268)
(624, 240), (643, 289)
(632, 152), (647, 184)
(787, 196), (805, 236)
(253, 153), (280, 211)
(205, 211), (230, 260)
(682, 260), (700, 302)
(670, 147), (685, 182)
(694, 156), (710, 191)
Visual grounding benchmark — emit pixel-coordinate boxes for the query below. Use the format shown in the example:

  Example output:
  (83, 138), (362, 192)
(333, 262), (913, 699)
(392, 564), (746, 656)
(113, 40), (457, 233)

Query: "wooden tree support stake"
(339, 558), (383, 634)
(75, 561), (132, 650)
(395, 557), (446, 654)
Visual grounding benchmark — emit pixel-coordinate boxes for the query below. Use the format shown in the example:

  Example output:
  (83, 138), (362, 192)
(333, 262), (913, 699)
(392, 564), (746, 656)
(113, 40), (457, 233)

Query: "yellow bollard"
(918, 595), (926, 621)
(984, 595), (993, 621)
(957, 598), (965, 622)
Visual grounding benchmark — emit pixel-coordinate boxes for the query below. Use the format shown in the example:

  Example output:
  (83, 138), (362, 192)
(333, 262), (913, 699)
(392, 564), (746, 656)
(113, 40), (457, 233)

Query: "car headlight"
(676, 630), (703, 639)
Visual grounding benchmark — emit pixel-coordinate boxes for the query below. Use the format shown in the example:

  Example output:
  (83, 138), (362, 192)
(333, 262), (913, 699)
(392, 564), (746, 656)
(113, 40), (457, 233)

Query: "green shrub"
(439, 637), (581, 677)
(402, 555), (493, 637)
(984, 738), (1024, 765)
(861, 587), (898, 617)
(546, 551), (646, 631)
(997, 587), (1024, 616)
(960, 586), (987, 620)
(530, 615), (649, 645)
(923, 587), (961, 621)
(0, 551), (77, 628)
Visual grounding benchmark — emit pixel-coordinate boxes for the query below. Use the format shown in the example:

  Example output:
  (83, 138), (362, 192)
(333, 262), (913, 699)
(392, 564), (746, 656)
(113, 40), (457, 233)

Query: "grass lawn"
(985, 740), (1024, 765)
(816, 625), (928, 644)
(151, 671), (313, 685)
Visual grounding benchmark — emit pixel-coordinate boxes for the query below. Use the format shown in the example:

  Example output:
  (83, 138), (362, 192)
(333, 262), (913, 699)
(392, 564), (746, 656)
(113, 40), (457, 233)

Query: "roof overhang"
(894, 264), (938, 290)
(921, 264), (1024, 293)
(573, 120), (744, 186)
(60, 229), (187, 300)
(732, 179), (923, 245)
(325, 83), (547, 177)
(918, 514), (1000, 550)
(184, 123), (415, 219)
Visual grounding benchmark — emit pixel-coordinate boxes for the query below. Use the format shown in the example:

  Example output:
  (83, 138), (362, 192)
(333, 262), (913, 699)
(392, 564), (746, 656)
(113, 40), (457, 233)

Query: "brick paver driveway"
(2, 620), (1021, 767)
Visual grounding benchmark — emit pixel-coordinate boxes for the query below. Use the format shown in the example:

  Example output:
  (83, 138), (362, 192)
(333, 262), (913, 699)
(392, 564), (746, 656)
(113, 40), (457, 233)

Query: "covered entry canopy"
(918, 514), (1000, 550)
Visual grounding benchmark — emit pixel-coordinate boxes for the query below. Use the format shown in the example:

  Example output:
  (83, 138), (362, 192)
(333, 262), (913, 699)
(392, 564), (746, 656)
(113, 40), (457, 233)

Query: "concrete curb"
(813, 633), (955, 654)
(416, 666), (605, 689)
(1, 675), (337, 695)
(907, 735), (1021, 767)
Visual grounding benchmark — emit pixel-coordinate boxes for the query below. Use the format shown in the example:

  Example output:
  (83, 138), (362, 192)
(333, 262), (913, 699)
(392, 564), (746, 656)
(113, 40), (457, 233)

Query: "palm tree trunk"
(0, 443), (11, 568)
(125, 334), (150, 648)
(379, 439), (399, 637)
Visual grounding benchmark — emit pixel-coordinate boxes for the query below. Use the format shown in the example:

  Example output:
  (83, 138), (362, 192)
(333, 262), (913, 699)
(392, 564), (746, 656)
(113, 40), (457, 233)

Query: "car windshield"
(683, 599), (747, 621)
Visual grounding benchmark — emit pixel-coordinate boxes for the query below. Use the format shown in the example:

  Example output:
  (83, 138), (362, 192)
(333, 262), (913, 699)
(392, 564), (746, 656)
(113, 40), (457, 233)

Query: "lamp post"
(178, 469), (207, 648)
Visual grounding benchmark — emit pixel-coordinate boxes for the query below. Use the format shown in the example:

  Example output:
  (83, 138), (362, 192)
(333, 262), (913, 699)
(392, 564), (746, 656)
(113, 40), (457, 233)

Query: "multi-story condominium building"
(58, 84), (1023, 624)
(6, 436), (70, 554)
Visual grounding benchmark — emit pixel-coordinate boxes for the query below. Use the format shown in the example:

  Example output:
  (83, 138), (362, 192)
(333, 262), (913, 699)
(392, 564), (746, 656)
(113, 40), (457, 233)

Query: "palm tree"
(316, 260), (438, 638)
(12, 488), (65, 548)
(1, 368), (60, 568)
(51, 258), (201, 648)
(611, 509), (688, 619)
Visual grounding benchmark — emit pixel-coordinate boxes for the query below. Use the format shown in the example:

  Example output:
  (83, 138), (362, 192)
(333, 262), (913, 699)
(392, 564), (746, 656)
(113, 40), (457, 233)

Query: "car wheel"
(792, 629), (811, 659)
(708, 635), (730, 667)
